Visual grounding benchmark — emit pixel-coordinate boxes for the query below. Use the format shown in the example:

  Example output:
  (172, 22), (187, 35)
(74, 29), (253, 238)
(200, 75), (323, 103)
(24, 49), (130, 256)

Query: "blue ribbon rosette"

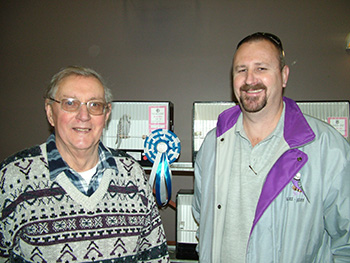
(144, 129), (181, 206)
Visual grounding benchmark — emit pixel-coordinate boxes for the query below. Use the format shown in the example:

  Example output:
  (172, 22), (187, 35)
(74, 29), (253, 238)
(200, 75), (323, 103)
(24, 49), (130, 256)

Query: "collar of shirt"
(235, 102), (286, 144)
(46, 133), (118, 195)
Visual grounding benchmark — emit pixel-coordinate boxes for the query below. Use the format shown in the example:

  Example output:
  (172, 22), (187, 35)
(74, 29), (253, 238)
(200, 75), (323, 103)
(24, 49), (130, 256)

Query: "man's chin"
(240, 99), (266, 113)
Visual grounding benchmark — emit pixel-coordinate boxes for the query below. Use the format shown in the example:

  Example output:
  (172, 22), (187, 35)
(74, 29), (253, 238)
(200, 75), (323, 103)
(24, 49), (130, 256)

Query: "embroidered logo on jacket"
(291, 173), (310, 203)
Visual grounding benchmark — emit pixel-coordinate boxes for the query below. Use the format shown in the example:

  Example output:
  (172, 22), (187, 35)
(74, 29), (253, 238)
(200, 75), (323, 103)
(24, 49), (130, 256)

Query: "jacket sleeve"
(192, 128), (217, 262)
(192, 145), (202, 242)
(323, 144), (350, 262)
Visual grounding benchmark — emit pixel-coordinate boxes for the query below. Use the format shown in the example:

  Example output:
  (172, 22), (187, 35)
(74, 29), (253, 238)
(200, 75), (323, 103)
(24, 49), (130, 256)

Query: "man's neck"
(56, 143), (100, 172)
(242, 103), (284, 147)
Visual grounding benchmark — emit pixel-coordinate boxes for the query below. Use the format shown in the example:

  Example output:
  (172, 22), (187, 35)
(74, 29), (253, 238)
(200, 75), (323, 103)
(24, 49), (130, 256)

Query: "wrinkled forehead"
(56, 75), (105, 98)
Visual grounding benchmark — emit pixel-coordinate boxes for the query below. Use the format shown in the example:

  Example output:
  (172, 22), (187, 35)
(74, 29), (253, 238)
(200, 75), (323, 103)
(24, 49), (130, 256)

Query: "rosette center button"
(156, 142), (168, 153)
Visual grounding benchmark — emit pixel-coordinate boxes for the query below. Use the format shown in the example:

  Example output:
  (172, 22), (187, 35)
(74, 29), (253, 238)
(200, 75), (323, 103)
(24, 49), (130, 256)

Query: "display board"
(102, 101), (174, 166)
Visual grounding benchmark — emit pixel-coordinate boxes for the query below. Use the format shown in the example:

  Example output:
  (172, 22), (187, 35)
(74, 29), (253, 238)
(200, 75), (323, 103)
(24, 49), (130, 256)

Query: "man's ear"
(45, 101), (55, 127)
(282, 65), (289, 88)
(104, 103), (112, 127)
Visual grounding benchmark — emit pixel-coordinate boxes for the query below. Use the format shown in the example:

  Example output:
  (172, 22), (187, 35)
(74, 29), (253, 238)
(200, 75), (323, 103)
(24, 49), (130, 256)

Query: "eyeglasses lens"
(60, 99), (105, 115)
(87, 101), (105, 115)
(61, 99), (80, 111)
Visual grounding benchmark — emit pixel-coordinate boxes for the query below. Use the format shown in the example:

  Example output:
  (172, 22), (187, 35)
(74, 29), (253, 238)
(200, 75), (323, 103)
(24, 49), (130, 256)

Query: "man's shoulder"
(217, 105), (241, 137)
(108, 148), (143, 170)
(108, 148), (131, 158)
(0, 145), (42, 170)
(108, 148), (141, 163)
(305, 114), (347, 138)
(301, 114), (350, 153)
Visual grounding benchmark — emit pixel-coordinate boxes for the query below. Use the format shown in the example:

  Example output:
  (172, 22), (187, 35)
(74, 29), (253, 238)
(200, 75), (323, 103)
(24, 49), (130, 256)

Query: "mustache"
(240, 83), (267, 92)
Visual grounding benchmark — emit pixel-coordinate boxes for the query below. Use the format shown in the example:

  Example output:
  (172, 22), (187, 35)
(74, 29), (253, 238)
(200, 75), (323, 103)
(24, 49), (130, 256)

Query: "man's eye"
(90, 102), (104, 108)
(63, 99), (79, 107)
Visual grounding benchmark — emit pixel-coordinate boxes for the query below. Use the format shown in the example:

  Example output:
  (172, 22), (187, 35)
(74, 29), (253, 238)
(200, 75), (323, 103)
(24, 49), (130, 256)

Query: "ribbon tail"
(155, 153), (164, 205)
(163, 154), (172, 203)
(149, 152), (162, 188)
(154, 153), (172, 206)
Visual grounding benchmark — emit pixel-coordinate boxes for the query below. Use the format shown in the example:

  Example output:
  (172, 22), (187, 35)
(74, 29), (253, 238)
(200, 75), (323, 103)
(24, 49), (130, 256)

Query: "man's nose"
(76, 103), (91, 121)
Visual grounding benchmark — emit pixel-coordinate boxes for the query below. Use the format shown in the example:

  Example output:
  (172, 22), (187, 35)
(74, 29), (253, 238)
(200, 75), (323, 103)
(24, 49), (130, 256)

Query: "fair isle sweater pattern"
(0, 144), (169, 262)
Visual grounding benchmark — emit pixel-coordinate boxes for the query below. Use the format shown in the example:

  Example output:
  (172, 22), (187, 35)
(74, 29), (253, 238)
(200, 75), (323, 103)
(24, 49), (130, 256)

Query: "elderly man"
(0, 66), (169, 262)
(192, 33), (350, 262)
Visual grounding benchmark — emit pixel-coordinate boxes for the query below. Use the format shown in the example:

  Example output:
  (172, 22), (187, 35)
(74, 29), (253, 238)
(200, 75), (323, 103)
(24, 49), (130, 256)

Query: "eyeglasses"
(48, 97), (108, 115)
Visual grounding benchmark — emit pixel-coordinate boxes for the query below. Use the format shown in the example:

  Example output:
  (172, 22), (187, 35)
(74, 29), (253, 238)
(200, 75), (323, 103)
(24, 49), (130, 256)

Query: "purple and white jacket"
(193, 97), (350, 262)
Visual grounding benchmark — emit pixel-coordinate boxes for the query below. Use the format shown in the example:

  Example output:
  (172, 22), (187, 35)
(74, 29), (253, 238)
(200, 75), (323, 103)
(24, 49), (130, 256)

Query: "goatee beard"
(239, 84), (267, 113)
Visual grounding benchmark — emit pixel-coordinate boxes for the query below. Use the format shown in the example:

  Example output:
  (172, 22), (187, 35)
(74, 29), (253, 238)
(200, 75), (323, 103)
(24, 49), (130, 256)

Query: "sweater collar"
(46, 133), (117, 181)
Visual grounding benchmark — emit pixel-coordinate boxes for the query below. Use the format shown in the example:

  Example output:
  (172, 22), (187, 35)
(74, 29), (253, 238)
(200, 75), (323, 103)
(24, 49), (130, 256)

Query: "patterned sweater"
(0, 143), (169, 262)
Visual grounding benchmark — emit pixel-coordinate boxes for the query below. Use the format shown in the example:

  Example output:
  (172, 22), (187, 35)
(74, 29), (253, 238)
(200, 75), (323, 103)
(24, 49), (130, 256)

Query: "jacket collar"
(216, 97), (315, 147)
